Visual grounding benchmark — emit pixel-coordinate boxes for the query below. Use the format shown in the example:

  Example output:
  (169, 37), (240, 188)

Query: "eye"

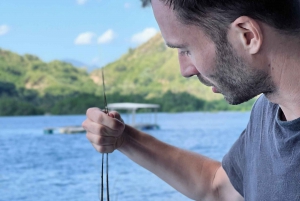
(179, 50), (191, 56)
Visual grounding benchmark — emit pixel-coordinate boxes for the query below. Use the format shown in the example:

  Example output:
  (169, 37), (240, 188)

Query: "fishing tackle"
(101, 69), (110, 201)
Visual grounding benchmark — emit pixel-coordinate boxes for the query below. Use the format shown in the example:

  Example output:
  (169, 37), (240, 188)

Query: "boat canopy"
(107, 103), (159, 110)
(107, 102), (160, 129)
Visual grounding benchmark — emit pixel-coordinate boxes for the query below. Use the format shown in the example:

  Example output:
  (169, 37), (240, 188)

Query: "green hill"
(0, 49), (100, 115)
(90, 33), (223, 101)
(0, 49), (96, 96)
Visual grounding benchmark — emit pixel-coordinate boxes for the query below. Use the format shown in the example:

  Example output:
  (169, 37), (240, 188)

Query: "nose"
(178, 51), (199, 77)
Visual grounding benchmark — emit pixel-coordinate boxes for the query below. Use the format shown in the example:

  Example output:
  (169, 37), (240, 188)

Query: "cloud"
(97, 29), (115, 44)
(0, 25), (10, 36)
(131, 28), (158, 44)
(124, 3), (131, 9)
(74, 32), (95, 45)
(77, 0), (88, 5)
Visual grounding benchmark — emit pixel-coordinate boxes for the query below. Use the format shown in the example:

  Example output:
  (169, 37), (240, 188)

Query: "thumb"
(108, 111), (124, 123)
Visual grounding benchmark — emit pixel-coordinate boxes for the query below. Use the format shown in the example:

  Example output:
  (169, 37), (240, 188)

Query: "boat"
(58, 126), (85, 134)
(108, 102), (160, 130)
(44, 125), (85, 134)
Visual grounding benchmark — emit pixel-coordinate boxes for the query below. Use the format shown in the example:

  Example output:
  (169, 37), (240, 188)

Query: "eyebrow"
(166, 42), (188, 49)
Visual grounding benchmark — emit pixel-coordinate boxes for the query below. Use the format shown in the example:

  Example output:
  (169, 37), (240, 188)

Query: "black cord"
(106, 153), (110, 201)
(100, 153), (104, 201)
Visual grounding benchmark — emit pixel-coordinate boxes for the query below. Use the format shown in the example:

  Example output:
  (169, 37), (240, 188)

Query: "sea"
(0, 111), (250, 201)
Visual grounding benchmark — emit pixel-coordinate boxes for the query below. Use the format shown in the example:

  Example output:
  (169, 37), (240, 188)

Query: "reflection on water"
(0, 112), (250, 201)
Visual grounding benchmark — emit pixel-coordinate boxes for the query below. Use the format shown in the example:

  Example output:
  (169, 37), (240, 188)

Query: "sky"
(0, 0), (160, 70)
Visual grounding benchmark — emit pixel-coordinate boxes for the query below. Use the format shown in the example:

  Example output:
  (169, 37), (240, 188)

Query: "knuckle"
(98, 146), (107, 153)
(86, 132), (91, 140)
(86, 132), (95, 142)
(95, 146), (103, 153)
(86, 107), (94, 115)
(96, 113), (104, 123)
(81, 120), (87, 128)
(99, 147), (105, 152)
(98, 125), (107, 135)
(86, 107), (100, 117)
(97, 137), (105, 145)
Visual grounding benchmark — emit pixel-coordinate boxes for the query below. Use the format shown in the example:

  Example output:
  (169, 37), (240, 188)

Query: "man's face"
(152, 0), (274, 105)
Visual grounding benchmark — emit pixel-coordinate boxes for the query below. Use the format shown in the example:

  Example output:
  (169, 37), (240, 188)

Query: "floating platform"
(44, 126), (85, 134)
(59, 126), (85, 134)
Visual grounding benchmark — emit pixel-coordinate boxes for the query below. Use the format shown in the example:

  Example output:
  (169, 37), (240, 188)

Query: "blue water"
(0, 112), (250, 201)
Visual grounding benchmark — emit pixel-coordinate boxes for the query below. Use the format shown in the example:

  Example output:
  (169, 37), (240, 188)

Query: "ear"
(230, 16), (263, 54)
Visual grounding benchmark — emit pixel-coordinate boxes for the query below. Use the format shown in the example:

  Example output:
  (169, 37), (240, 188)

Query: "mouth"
(196, 74), (221, 93)
(212, 86), (220, 93)
(197, 74), (214, 87)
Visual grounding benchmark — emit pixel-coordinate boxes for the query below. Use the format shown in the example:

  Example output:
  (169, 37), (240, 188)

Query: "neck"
(266, 36), (300, 121)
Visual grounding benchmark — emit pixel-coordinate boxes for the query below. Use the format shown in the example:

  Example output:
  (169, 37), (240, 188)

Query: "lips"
(196, 74), (221, 94)
(212, 86), (222, 93)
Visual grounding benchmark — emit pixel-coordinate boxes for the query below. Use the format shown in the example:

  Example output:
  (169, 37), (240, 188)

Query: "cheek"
(193, 50), (216, 77)
(191, 38), (217, 77)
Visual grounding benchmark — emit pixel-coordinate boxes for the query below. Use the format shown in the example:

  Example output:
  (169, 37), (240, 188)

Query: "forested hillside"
(91, 34), (222, 101)
(0, 49), (100, 115)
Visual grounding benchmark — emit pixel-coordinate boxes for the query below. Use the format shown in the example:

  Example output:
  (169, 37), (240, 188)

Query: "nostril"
(180, 65), (199, 78)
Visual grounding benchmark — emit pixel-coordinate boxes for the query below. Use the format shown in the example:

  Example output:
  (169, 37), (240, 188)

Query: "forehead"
(151, 0), (209, 47)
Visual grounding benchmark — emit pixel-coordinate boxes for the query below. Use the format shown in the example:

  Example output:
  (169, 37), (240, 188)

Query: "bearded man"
(82, 0), (300, 200)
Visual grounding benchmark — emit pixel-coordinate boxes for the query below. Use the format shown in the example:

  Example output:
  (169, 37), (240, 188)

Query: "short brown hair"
(160, 0), (300, 40)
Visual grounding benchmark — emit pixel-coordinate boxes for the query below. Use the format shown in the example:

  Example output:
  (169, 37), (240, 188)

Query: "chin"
(224, 95), (255, 105)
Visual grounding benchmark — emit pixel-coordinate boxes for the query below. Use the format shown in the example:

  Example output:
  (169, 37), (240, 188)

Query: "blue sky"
(0, 0), (159, 70)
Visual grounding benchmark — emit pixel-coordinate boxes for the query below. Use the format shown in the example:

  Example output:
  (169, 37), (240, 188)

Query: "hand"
(82, 107), (125, 153)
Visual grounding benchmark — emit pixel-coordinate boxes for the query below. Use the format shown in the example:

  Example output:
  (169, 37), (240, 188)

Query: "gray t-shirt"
(222, 95), (300, 201)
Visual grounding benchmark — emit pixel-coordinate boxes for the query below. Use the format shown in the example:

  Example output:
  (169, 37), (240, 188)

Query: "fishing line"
(100, 153), (109, 201)
(99, 69), (110, 201)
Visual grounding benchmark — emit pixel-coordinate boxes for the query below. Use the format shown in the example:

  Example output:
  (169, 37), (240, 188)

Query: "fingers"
(108, 111), (123, 122)
(83, 107), (126, 153)
(86, 131), (117, 145)
(83, 119), (120, 137)
(85, 107), (124, 131)
(87, 131), (117, 153)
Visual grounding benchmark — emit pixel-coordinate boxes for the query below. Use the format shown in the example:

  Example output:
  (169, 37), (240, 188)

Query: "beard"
(200, 36), (275, 105)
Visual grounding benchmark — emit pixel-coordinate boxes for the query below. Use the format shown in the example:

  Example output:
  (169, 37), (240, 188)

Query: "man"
(82, 0), (300, 200)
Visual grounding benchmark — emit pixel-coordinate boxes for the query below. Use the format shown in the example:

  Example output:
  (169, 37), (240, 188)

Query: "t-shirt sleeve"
(222, 129), (246, 197)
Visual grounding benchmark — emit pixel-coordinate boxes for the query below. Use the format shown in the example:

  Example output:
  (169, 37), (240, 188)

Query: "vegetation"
(47, 91), (255, 115)
(91, 34), (223, 101)
(0, 33), (255, 116)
